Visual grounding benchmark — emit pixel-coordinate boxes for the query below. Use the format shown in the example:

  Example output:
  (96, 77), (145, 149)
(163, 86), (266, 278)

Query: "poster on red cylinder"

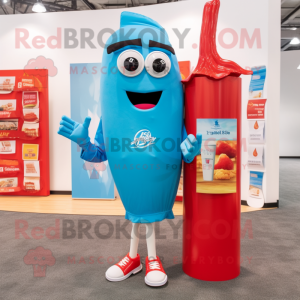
(196, 118), (237, 194)
(0, 69), (49, 196)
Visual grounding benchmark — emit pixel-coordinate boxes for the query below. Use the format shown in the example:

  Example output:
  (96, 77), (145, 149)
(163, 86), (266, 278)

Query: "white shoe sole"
(145, 275), (168, 287)
(105, 264), (143, 282)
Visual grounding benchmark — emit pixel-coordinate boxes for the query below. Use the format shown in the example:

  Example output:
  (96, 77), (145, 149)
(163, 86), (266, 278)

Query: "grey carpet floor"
(0, 159), (299, 300)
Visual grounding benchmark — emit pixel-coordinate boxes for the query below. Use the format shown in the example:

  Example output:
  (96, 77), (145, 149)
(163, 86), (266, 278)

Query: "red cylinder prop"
(181, 0), (252, 281)
(182, 76), (241, 281)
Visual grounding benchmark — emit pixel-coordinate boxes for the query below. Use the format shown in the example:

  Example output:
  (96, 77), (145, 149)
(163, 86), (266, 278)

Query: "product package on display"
(247, 171), (265, 208)
(249, 66), (266, 99)
(248, 120), (265, 144)
(248, 145), (264, 168)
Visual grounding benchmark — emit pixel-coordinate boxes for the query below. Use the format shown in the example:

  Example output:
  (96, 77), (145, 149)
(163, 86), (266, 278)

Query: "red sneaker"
(105, 253), (142, 282)
(145, 256), (168, 287)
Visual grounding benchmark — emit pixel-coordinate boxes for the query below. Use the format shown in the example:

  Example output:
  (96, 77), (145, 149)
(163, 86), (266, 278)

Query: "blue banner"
(70, 63), (114, 199)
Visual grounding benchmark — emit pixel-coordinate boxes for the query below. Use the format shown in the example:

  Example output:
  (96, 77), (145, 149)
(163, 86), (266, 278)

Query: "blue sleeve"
(181, 124), (193, 164)
(80, 117), (108, 163)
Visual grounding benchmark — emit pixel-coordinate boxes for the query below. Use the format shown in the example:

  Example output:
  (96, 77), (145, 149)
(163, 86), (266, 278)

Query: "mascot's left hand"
(180, 134), (202, 163)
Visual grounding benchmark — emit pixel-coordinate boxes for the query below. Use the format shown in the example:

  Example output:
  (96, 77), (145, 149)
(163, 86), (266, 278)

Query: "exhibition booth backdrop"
(0, 0), (280, 205)
(280, 50), (300, 157)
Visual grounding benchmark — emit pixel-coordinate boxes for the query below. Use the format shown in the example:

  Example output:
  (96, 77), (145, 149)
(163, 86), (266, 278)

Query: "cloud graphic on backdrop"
(24, 56), (58, 77)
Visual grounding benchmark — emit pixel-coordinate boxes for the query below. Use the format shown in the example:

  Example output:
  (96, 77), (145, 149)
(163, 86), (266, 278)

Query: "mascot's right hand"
(58, 115), (91, 148)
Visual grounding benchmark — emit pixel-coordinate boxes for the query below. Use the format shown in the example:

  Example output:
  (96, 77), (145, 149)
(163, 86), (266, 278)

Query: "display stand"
(183, 76), (242, 281)
(182, 0), (252, 281)
(0, 69), (50, 196)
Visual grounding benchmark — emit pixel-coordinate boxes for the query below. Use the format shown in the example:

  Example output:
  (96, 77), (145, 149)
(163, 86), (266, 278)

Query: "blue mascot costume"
(58, 12), (201, 287)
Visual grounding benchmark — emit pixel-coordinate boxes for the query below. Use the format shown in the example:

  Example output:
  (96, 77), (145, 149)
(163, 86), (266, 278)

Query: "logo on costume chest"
(131, 129), (156, 148)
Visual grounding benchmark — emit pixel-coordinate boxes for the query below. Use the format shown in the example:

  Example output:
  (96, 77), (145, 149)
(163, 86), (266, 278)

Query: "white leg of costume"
(129, 223), (140, 258)
(145, 223), (157, 260)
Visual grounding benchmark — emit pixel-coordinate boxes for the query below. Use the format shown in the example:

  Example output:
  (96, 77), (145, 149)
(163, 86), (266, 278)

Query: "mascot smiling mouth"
(126, 91), (162, 110)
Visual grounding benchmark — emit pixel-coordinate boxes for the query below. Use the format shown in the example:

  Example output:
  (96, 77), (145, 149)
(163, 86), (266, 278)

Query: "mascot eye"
(145, 51), (171, 78)
(117, 50), (144, 77)
(124, 57), (139, 72)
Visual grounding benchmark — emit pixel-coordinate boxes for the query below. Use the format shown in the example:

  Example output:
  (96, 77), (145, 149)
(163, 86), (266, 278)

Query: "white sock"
(145, 223), (157, 260)
(129, 223), (140, 259)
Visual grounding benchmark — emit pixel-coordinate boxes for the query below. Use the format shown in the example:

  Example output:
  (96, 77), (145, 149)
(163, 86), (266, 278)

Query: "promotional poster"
(196, 118), (237, 194)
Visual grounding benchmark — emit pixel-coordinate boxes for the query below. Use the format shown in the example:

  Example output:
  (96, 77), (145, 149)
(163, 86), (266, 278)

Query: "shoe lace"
(118, 257), (130, 267)
(148, 260), (161, 270)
